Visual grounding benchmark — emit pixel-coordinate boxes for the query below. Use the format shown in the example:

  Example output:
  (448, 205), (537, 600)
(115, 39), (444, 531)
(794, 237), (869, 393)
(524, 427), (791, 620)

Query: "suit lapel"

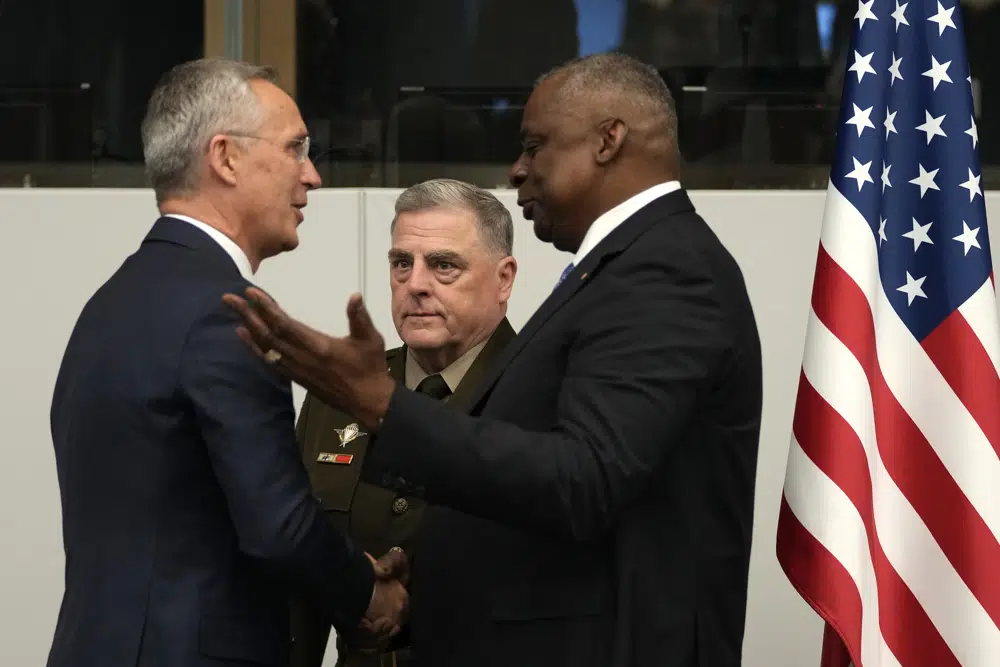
(447, 318), (516, 413)
(465, 189), (697, 411)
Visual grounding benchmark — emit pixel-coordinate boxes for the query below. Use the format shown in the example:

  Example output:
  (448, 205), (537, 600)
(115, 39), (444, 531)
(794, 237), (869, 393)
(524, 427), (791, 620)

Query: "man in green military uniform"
(289, 178), (519, 667)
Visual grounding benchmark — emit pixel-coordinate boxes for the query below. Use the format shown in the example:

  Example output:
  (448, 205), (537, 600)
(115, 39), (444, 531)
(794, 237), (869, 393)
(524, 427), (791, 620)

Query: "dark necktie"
(414, 373), (451, 401)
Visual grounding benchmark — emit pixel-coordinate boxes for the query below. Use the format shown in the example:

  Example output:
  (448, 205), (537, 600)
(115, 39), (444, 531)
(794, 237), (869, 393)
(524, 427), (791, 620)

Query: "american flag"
(775, 2), (1000, 666)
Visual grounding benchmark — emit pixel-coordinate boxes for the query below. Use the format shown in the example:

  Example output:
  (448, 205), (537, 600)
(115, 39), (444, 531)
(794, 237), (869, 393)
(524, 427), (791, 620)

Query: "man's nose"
(407, 263), (433, 294)
(509, 157), (527, 188)
(301, 158), (322, 189)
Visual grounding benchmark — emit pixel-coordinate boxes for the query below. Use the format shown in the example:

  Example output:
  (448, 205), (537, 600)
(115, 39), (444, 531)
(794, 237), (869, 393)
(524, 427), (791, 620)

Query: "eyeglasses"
(225, 133), (311, 163)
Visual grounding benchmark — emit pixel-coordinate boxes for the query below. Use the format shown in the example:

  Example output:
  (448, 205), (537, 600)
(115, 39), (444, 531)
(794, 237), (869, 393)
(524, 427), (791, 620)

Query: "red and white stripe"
(776, 184), (1000, 667)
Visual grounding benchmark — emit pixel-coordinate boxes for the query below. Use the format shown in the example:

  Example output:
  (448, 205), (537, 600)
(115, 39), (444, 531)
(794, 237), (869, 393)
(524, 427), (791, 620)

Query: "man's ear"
(595, 118), (627, 166)
(497, 256), (518, 303)
(206, 134), (239, 187)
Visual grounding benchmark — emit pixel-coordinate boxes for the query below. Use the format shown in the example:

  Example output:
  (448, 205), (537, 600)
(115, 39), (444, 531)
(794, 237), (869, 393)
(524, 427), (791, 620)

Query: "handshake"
(354, 547), (410, 652)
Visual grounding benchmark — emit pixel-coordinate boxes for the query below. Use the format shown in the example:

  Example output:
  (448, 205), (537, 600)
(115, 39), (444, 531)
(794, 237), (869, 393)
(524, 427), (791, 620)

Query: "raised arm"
(368, 252), (732, 542)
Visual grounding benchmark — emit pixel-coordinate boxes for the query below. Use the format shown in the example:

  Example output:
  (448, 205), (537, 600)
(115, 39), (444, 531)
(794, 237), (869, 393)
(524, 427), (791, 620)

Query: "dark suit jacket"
(289, 319), (517, 667)
(47, 217), (375, 667)
(366, 189), (763, 667)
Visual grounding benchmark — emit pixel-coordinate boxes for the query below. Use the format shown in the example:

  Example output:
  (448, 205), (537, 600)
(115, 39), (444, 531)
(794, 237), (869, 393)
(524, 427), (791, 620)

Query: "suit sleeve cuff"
(356, 550), (376, 623)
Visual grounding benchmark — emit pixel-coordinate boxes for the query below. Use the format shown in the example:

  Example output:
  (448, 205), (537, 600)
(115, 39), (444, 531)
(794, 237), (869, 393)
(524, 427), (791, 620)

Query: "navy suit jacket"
(367, 189), (763, 667)
(47, 218), (374, 667)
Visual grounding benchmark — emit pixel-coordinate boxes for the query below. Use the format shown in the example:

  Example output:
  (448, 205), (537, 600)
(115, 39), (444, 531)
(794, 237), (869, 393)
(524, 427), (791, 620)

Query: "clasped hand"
(355, 548), (410, 652)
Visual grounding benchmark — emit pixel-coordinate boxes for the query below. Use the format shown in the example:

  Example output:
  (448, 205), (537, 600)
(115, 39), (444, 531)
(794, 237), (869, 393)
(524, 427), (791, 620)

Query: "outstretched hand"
(221, 288), (396, 430)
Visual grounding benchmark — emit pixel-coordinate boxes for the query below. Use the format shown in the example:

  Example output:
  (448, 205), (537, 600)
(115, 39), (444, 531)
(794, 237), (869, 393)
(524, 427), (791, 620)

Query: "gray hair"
(538, 52), (678, 142)
(140, 58), (279, 204)
(390, 179), (514, 257)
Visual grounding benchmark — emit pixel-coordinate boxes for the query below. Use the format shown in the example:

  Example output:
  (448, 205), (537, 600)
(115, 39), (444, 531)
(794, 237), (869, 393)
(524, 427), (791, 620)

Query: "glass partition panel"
(2, 0), (997, 189)
(295, 0), (999, 190)
(0, 0), (206, 187)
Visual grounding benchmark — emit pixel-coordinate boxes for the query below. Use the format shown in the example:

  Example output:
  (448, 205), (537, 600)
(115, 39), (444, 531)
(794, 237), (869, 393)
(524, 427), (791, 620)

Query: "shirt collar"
(404, 338), (490, 392)
(572, 181), (682, 266)
(164, 214), (254, 281)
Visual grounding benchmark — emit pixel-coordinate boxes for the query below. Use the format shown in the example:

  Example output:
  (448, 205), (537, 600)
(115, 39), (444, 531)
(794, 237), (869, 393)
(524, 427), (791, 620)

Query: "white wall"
(3, 188), (999, 666)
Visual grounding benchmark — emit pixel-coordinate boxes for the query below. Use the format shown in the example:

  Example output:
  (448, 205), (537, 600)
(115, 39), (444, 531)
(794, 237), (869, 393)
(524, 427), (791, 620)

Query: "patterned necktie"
(414, 373), (451, 401)
(555, 262), (575, 289)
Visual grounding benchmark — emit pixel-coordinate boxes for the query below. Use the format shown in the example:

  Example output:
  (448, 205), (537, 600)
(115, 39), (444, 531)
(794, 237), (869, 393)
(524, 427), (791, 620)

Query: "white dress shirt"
(164, 214), (254, 280)
(572, 180), (682, 266)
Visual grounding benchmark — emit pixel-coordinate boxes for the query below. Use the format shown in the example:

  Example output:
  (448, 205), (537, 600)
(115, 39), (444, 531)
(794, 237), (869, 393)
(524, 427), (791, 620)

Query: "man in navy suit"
(47, 58), (407, 667)
(226, 52), (763, 667)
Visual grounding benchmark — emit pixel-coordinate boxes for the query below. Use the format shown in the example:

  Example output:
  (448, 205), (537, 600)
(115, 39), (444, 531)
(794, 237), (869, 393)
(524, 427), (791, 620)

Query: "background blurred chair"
(383, 93), (490, 187)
